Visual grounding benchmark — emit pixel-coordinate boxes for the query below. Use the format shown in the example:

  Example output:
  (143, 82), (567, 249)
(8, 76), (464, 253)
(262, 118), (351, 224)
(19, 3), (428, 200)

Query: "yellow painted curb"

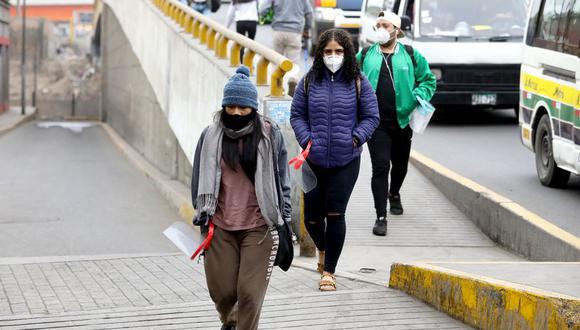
(389, 262), (580, 330)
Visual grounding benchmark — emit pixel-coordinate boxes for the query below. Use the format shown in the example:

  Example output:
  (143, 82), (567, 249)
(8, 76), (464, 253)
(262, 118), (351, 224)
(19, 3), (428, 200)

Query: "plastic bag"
(259, 8), (273, 25)
(288, 141), (317, 193)
(163, 221), (214, 260)
(409, 96), (435, 134)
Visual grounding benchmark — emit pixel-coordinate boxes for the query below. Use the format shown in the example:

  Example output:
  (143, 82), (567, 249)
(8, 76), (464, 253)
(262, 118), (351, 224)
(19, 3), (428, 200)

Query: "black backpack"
(209, 0), (220, 12)
(360, 44), (416, 68)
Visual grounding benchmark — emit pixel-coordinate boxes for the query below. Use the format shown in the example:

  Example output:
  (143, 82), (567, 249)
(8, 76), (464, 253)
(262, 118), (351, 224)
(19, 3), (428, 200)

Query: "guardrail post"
(217, 36), (228, 58)
(192, 20), (200, 38)
(208, 29), (217, 50)
(185, 16), (193, 33)
(200, 24), (208, 44)
(243, 50), (256, 75)
(180, 11), (187, 28)
(270, 67), (286, 97)
(256, 57), (269, 86)
(230, 43), (241, 66)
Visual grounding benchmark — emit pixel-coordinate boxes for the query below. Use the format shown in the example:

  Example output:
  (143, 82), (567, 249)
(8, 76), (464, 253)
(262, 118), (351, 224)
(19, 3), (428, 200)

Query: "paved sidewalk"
(293, 150), (521, 285)
(0, 254), (469, 329)
(0, 108), (35, 136)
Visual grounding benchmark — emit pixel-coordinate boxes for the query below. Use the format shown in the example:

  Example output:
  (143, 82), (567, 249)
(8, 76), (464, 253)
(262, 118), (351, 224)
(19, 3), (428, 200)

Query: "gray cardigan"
(191, 119), (292, 225)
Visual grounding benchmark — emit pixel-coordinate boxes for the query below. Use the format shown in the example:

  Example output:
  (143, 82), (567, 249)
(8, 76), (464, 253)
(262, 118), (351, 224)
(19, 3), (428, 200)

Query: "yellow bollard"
(185, 16), (193, 33)
(208, 29), (217, 50)
(243, 50), (256, 75)
(230, 43), (242, 66)
(193, 20), (200, 38)
(218, 36), (229, 58)
(200, 24), (208, 44)
(256, 57), (269, 86)
(270, 67), (286, 97)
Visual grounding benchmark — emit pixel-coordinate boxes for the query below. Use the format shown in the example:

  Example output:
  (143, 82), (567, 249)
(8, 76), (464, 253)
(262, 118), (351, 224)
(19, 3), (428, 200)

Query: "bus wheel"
(534, 114), (570, 188)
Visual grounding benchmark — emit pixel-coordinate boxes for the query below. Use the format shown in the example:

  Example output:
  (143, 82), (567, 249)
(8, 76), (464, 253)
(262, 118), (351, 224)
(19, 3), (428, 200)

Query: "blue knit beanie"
(222, 66), (259, 111)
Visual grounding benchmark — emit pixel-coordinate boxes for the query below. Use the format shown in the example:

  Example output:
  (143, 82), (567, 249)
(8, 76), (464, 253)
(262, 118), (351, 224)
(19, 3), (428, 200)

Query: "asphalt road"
(0, 122), (181, 257)
(413, 108), (580, 237)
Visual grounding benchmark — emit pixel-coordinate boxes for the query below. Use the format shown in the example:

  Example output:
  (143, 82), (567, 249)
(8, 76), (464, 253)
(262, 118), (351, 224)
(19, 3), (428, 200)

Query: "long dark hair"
(309, 29), (360, 82)
(219, 109), (262, 182)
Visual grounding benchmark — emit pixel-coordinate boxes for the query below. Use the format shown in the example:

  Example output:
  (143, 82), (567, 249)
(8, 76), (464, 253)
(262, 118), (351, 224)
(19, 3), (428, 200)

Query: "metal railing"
(152, 0), (293, 97)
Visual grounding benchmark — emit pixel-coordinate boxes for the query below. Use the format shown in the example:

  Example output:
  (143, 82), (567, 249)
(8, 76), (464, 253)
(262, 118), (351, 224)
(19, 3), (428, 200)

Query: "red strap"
(190, 222), (215, 260)
(288, 141), (312, 170)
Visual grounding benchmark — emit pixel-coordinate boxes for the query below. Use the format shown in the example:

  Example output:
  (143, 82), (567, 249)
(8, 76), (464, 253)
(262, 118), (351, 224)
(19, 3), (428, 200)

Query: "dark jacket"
(290, 68), (380, 168)
(191, 118), (292, 224)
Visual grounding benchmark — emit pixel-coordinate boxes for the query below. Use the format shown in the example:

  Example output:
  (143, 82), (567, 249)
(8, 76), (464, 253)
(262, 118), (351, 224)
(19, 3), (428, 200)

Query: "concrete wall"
(102, 0), (239, 166)
(101, 4), (190, 183)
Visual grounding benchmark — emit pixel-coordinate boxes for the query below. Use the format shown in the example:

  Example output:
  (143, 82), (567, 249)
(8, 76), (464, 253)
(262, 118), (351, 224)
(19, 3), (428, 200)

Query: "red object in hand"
(190, 222), (215, 260)
(288, 141), (312, 170)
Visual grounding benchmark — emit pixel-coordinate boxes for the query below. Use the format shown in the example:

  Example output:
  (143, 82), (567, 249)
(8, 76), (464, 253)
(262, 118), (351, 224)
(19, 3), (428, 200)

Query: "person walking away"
(259, 0), (313, 82)
(357, 11), (436, 236)
(191, 66), (292, 330)
(290, 29), (379, 291)
(226, 0), (259, 63)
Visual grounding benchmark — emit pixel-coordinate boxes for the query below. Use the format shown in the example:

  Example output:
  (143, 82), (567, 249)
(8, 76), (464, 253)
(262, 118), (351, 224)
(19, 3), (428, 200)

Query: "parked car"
(309, 0), (364, 54)
(360, 0), (529, 112)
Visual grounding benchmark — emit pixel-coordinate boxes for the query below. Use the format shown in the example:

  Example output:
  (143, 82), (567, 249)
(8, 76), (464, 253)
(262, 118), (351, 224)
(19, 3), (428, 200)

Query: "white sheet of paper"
(163, 222), (204, 257)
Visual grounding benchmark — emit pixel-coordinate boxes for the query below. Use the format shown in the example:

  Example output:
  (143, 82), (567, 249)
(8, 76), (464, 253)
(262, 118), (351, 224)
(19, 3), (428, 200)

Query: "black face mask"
(222, 110), (256, 131)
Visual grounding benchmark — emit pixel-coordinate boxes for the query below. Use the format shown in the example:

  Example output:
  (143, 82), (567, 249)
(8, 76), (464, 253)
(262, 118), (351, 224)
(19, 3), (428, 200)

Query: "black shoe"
(221, 325), (235, 330)
(389, 193), (404, 215)
(372, 216), (387, 236)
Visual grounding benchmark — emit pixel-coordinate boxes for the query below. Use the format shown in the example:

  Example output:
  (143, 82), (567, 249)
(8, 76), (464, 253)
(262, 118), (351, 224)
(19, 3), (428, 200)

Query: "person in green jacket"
(356, 11), (436, 236)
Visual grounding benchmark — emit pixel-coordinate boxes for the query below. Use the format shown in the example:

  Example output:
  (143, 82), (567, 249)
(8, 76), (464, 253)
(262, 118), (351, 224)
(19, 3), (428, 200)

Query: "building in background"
(10, 0), (94, 52)
(0, 0), (9, 113)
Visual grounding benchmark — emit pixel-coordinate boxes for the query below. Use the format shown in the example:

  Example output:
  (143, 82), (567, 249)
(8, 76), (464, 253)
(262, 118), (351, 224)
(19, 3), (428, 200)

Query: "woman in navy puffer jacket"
(290, 29), (379, 291)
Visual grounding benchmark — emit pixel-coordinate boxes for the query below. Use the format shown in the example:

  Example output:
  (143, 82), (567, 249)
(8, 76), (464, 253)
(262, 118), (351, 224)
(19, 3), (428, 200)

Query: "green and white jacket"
(356, 42), (437, 128)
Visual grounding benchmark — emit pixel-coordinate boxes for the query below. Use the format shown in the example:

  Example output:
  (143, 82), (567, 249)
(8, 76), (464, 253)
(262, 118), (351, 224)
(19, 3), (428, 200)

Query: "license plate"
(472, 93), (497, 105)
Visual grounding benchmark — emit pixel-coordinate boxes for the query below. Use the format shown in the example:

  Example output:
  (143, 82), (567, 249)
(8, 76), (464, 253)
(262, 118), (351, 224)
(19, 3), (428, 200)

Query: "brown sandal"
(319, 274), (336, 292)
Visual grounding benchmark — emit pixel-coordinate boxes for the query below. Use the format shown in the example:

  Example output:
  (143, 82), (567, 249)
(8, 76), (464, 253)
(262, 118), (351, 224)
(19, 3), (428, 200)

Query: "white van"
(360, 0), (529, 113)
(519, 0), (579, 187)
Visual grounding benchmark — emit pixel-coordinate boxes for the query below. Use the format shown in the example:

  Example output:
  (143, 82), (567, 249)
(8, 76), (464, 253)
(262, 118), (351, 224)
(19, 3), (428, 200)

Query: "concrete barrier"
(410, 150), (580, 261)
(390, 262), (580, 330)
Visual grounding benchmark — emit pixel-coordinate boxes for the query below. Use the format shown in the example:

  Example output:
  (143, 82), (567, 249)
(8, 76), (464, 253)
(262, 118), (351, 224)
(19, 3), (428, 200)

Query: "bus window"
(534, 0), (573, 51)
(563, 0), (580, 56)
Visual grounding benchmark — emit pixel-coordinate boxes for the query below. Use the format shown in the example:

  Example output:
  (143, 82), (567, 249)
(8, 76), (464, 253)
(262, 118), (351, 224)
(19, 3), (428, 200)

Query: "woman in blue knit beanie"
(190, 66), (293, 330)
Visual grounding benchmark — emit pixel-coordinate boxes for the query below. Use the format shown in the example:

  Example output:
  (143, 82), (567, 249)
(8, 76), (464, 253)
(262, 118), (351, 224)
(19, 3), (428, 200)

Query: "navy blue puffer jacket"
(290, 68), (379, 168)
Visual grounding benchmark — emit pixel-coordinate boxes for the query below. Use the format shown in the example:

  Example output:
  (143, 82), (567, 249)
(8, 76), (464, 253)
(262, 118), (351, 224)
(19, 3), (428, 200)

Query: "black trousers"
(236, 20), (257, 62)
(304, 157), (360, 274)
(367, 123), (413, 218)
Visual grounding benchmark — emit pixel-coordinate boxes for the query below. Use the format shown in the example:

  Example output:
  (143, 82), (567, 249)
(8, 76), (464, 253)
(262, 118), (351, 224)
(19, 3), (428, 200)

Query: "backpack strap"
(360, 46), (370, 67)
(403, 44), (416, 68)
(304, 72), (311, 99)
(355, 75), (361, 100)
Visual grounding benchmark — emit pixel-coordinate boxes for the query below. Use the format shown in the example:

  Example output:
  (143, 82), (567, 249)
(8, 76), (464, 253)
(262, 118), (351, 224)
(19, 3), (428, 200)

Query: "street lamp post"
(20, 0), (26, 115)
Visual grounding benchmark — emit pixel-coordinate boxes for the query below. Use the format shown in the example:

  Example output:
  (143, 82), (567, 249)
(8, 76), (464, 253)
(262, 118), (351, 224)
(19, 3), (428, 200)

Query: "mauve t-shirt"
(211, 159), (267, 231)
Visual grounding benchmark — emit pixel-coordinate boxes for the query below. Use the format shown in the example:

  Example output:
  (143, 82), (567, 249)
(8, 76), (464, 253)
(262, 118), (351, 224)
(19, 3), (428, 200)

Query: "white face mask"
(376, 27), (397, 45)
(323, 55), (344, 73)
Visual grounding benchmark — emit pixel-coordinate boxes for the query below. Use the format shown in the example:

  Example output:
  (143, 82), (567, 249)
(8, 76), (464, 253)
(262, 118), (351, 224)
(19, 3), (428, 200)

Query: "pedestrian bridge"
(100, 0), (295, 178)
(0, 1), (577, 328)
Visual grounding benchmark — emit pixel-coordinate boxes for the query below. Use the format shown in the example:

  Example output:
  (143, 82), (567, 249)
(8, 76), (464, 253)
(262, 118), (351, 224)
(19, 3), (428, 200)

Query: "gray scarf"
(196, 119), (282, 227)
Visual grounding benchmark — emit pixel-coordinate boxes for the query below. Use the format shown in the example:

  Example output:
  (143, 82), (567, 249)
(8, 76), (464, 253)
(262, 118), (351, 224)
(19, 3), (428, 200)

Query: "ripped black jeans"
(303, 157), (360, 274)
